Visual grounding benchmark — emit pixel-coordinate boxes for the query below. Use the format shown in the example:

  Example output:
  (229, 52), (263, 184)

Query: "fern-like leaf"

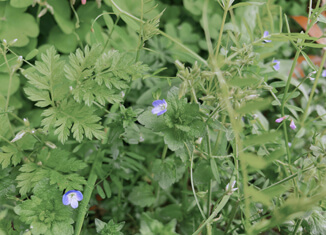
(41, 99), (105, 143)
(64, 44), (102, 83)
(16, 148), (87, 195)
(65, 45), (149, 107)
(23, 47), (69, 104)
(0, 145), (22, 169)
(95, 50), (149, 88)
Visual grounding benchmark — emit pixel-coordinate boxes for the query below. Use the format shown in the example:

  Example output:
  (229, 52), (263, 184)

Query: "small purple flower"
(322, 70), (326, 77)
(275, 116), (286, 123)
(263, 31), (272, 43)
(151, 99), (168, 116)
(273, 60), (280, 71)
(289, 120), (296, 130)
(62, 190), (83, 209)
(226, 180), (238, 195)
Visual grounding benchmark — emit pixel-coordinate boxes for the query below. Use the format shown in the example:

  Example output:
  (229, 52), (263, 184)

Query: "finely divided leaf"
(41, 99), (105, 143)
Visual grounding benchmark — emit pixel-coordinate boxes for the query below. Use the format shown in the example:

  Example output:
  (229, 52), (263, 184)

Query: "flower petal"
(263, 31), (269, 37)
(152, 100), (164, 107)
(322, 70), (326, 77)
(70, 199), (79, 209)
(152, 106), (162, 115)
(62, 194), (70, 205)
(290, 120), (296, 130)
(75, 191), (83, 201)
(231, 181), (236, 188)
(157, 109), (167, 116)
(273, 60), (280, 71)
(275, 116), (285, 123)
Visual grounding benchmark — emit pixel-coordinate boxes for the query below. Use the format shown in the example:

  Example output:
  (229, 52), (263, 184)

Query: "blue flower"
(273, 60), (280, 71)
(322, 69), (326, 77)
(263, 31), (271, 43)
(62, 190), (83, 209)
(151, 99), (168, 116)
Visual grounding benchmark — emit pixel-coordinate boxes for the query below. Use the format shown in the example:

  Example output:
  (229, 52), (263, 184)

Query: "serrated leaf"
(24, 87), (52, 107)
(95, 219), (125, 235)
(41, 100), (105, 143)
(152, 158), (176, 189)
(128, 183), (155, 207)
(24, 46), (68, 102)
(0, 145), (23, 169)
(17, 149), (86, 194)
(140, 213), (178, 235)
(14, 179), (74, 234)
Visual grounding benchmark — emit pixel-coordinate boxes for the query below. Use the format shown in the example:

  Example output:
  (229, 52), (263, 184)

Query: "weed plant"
(1, 0), (326, 234)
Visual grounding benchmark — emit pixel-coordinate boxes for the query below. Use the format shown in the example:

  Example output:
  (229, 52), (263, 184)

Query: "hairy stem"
(74, 151), (103, 235)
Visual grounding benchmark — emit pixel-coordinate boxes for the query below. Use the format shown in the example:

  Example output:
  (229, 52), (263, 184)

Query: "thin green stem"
(212, 66), (250, 231)
(2, 50), (13, 112)
(280, 50), (300, 165)
(135, 0), (144, 62)
(301, 50), (326, 124)
(202, 0), (214, 58)
(74, 151), (103, 235)
(2, 47), (15, 137)
(206, 179), (212, 217)
(260, 164), (314, 193)
(161, 144), (168, 160)
(192, 194), (231, 235)
(70, 1), (80, 28)
(185, 142), (206, 220)
(214, 0), (229, 60)
(224, 200), (239, 234)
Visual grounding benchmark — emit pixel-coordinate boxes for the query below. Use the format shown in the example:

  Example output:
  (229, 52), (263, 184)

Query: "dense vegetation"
(1, 0), (326, 234)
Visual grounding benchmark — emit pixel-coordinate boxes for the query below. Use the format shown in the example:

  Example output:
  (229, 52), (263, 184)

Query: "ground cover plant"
(1, 0), (326, 234)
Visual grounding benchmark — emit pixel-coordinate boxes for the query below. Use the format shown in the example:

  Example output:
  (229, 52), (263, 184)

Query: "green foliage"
(14, 179), (74, 235)
(24, 47), (107, 143)
(41, 99), (105, 143)
(139, 213), (179, 235)
(64, 45), (149, 107)
(138, 87), (205, 151)
(2, 0), (326, 234)
(0, 145), (22, 169)
(95, 219), (125, 235)
(128, 183), (156, 208)
(0, 2), (39, 47)
(16, 148), (86, 195)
